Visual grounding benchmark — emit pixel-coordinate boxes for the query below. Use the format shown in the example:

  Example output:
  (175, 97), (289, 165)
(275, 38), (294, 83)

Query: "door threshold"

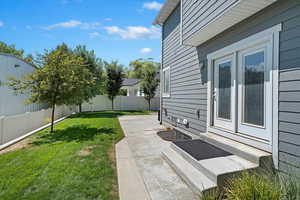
(207, 127), (272, 153)
(199, 131), (271, 165)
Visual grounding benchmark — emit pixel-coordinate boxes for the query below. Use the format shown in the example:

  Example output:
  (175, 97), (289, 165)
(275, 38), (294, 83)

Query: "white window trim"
(180, 0), (183, 45)
(163, 66), (171, 98)
(207, 24), (281, 168)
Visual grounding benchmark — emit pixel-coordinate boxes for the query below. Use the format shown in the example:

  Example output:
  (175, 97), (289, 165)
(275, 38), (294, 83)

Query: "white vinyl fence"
(0, 105), (76, 146)
(0, 96), (158, 148)
(82, 95), (159, 112)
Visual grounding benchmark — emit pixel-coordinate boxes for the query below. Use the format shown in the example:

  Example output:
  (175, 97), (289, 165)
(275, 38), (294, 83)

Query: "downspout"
(160, 22), (164, 125)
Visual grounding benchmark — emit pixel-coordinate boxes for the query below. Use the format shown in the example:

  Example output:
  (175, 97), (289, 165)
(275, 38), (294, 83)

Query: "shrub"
(201, 188), (225, 200)
(201, 170), (300, 200)
(280, 173), (300, 200)
(225, 172), (283, 200)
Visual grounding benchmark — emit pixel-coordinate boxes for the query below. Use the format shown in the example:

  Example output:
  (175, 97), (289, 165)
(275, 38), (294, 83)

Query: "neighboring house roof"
(122, 78), (142, 86)
(123, 74), (160, 86)
(0, 53), (37, 69)
(153, 0), (180, 25)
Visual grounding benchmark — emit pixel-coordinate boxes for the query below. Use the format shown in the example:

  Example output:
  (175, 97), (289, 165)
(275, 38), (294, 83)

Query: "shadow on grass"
(69, 112), (120, 119)
(70, 111), (149, 119)
(31, 125), (115, 146)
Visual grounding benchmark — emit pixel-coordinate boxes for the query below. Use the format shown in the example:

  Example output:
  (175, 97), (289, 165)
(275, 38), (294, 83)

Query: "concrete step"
(199, 132), (272, 166)
(171, 143), (259, 185)
(162, 147), (217, 196)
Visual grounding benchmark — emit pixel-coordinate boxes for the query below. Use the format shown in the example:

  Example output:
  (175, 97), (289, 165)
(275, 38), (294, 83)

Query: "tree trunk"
(50, 82), (58, 133)
(111, 98), (114, 110)
(148, 99), (151, 111)
(78, 104), (82, 113)
(50, 103), (55, 133)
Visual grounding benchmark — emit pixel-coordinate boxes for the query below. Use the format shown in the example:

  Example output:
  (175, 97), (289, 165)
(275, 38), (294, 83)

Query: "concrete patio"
(117, 114), (197, 200)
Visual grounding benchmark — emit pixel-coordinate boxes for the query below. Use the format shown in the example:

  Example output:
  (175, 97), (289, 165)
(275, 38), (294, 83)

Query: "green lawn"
(0, 111), (151, 200)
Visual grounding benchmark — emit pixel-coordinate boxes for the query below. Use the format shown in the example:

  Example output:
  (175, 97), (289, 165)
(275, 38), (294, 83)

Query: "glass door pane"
(218, 61), (232, 120)
(243, 51), (265, 127)
(213, 55), (236, 132)
(237, 43), (272, 141)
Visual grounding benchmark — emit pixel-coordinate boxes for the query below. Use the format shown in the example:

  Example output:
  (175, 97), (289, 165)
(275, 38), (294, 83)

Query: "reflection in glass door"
(213, 55), (235, 131)
(237, 43), (272, 141)
(243, 51), (265, 127)
(218, 61), (232, 120)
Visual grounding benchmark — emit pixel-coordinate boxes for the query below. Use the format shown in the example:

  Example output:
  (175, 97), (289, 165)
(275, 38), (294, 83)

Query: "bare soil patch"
(0, 138), (32, 155)
(78, 145), (97, 156)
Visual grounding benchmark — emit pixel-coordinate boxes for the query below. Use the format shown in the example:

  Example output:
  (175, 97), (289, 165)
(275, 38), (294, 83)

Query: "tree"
(73, 45), (104, 112)
(0, 41), (24, 57)
(129, 58), (160, 78)
(0, 41), (36, 66)
(7, 44), (94, 133)
(104, 61), (124, 110)
(141, 63), (159, 111)
(119, 89), (128, 96)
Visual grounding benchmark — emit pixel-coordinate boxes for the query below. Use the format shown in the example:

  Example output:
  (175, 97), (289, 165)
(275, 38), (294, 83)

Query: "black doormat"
(157, 130), (192, 142)
(173, 139), (232, 161)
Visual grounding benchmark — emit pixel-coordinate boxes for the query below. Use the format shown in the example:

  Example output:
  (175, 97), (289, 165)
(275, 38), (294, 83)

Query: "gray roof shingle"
(122, 78), (142, 86)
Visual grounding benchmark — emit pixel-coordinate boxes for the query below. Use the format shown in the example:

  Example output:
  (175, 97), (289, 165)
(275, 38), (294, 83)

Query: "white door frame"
(207, 24), (281, 168)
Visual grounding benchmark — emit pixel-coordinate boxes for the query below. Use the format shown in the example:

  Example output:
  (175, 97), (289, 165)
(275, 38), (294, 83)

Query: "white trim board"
(162, 66), (171, 98)
(207, 24), (281, 168)
(184, 0), (278, 46)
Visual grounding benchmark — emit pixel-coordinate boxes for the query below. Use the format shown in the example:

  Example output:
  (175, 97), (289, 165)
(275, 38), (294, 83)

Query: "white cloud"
(80, 22), (101, 30)
(89, 32), (100, 38)
(140, 48), (152, 54)
(143, 1), (162, 11)
(104, 18), (112, 22)
(25, 25), (32, 30)
(0, 21), (4, 27)
(104, 25), (160, 40)
(42, 20), (101, 30)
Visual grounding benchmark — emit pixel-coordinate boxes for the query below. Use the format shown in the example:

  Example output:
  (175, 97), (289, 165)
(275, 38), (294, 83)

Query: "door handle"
(213, 91), (216, 101)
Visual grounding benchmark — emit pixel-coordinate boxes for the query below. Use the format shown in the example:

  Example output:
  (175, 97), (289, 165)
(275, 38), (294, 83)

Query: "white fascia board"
(185, 0), (278, 46)
(153, 0), (180, 25)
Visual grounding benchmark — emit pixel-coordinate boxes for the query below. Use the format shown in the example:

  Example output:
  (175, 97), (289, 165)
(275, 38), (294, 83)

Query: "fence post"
(0, 116), (4, 145)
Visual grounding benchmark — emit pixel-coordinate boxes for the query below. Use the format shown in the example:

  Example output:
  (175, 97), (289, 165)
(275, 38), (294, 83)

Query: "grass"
(0, 111), (151, 200)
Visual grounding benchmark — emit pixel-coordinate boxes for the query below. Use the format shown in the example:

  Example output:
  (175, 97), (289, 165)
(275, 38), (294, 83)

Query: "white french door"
(237, 43), (273, 141)
(212, 41), (273, 141)
(213, 55), (236, 132)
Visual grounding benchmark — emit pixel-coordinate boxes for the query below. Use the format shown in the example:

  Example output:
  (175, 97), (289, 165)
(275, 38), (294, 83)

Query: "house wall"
(122, 85), (140, 96)
(181, 0), (239, 43)
(162, 5), (206, 134)
(122, 84), (160, 97)
(162, 0), (300, 172)
(0, 54), (46, 117)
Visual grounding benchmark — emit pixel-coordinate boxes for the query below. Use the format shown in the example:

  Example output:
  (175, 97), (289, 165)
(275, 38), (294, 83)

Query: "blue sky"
(0, 0), (163, 66)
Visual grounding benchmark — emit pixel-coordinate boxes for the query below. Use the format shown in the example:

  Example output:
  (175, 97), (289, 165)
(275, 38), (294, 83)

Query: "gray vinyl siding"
(162, 5), (206, 135)
(279, 68), (300, 173)
(181, 0), (239, 42)
(163, 0), (300, 172)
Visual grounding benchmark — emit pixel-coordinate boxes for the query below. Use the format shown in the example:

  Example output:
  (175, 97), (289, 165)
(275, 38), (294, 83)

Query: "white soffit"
(184, 0), (278, 46)
(153, 0), (180, 25)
